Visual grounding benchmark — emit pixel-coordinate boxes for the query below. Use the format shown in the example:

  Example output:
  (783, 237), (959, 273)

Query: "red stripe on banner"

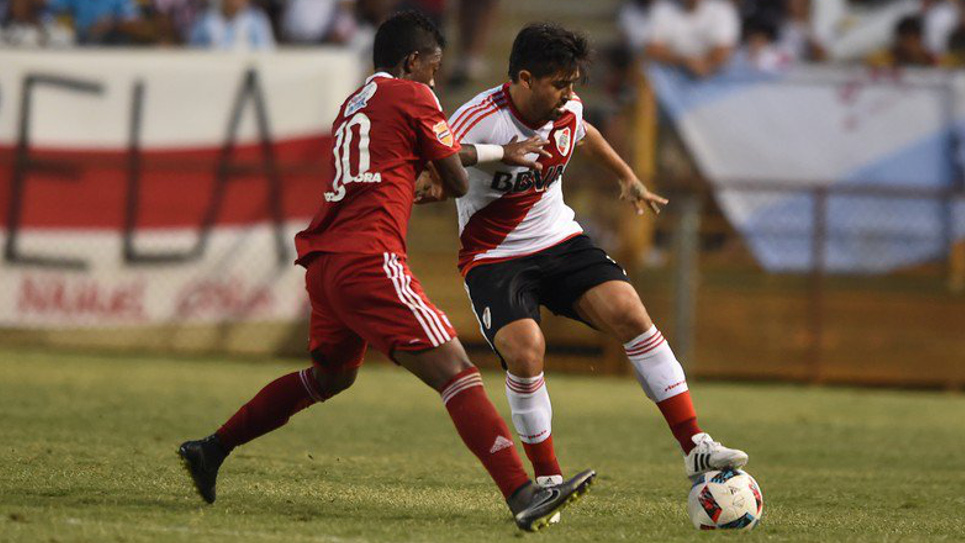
(0, 135), (333, 229)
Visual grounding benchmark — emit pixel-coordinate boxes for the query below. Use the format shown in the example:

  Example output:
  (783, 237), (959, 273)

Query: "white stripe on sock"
(298, 369), (325, 402)
(441, 374), (483, 405)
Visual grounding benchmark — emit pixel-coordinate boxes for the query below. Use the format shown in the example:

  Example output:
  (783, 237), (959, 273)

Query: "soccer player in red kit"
(176, 11), (593, 532)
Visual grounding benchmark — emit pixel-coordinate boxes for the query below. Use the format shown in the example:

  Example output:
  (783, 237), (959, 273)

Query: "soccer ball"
(687, 469), (763, 530)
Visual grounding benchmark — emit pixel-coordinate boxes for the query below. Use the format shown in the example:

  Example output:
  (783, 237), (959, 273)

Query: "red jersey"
(295, 73), (460, 264)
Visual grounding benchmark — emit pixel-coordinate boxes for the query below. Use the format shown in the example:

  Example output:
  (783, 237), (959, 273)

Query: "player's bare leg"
(493, 320), (563, 486)
(178, 362), (358, 504)
(394, 337), (594, 531)
(574, 280), (748, 478)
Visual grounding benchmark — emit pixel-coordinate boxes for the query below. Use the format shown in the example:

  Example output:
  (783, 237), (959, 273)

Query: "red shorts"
(303, 251), (457, 371)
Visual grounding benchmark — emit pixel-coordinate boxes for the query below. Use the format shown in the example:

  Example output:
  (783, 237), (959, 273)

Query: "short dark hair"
(373, 10), (446, 70)
(508, 23), (590, 82)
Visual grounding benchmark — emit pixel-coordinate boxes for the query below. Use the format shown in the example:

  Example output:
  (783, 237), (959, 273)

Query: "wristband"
(474, 144), (504, 163)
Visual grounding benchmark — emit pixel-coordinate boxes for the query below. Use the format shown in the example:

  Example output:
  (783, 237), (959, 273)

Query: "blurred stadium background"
(1, 0), (964, 540)
(1, 0), (961, 387)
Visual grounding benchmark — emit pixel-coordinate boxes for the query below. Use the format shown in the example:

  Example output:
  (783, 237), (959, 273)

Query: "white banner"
(0, 49), (363, 328)
(648, 63), (965, 273)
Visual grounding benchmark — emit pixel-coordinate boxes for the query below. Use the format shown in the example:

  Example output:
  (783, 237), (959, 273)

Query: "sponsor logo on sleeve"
(433, 120), (454, 147)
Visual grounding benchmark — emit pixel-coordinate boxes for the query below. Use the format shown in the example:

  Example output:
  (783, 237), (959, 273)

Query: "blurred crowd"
(5, 0), (965, 78)
(0, 0), (500, 86)
(618, 0), (965, 78)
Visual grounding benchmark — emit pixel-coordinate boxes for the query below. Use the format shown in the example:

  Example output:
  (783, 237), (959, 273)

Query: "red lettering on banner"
(838, 70), (909, 132)
(175, 277), (274, 319)
(17, 275), (146, 320)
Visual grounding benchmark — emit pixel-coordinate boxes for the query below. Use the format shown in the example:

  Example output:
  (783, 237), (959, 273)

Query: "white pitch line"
(63, 518), (368, 543)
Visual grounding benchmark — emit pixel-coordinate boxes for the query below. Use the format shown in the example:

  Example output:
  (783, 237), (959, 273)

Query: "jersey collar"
(366, 71), (394, 83)
(501, 82), (550, 131)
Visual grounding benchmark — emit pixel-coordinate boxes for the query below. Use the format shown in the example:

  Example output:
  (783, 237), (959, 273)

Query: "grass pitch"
(2, 349), (963, 542)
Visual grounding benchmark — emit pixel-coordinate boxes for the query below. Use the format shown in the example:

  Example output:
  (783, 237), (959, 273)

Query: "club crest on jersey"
(554, 127), (572, 156)
(433, 120), (454, 147)
(344, 82), (377, 117)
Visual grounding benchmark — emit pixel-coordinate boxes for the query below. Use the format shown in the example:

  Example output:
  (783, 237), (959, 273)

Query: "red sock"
(216, 368), (326, 449)
(441, 368), (531, 499)
(657, 390), (702, 454)
(522, 436), (562, 479)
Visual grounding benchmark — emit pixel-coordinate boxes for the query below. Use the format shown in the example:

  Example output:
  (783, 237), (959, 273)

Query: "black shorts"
(463, 234), (629, 357)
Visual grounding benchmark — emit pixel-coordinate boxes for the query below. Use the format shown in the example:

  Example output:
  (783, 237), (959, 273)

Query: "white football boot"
(684, 432), (749, 479)
(536, 475), (564, 525)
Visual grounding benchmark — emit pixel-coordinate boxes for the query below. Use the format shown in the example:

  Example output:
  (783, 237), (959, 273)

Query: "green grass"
(2, 350), (964, 542)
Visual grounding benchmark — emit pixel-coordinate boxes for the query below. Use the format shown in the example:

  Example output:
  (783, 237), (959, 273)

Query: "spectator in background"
(448, 0), (500, 86)
(644, 0), (741, 78)
(867, 15), (937, 67)
(281, 0), (357, 44)
(190, 0), (275, 50)
(617, 0), (653, 53)
(46, 0), (153, 44)
(400, 0), (441, 28)
(941, 4), (965, 64)
(736, 16), (792, 72)
(1, 0), (73, 46)
(778, 0), (827, 62)
(922, 0), (959, 56)
(151, 0), (202, 44)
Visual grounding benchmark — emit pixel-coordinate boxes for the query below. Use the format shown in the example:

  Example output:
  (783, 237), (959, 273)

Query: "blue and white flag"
(647, 63), (965, 273)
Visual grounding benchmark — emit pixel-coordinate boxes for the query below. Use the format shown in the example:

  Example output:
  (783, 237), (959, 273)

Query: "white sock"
(505, 372), (553, 444)
(624, 325), (689, 402)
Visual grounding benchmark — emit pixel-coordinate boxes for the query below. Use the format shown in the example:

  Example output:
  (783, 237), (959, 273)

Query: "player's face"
(407, 47), (444, 88)
(529, 69), (580, 123)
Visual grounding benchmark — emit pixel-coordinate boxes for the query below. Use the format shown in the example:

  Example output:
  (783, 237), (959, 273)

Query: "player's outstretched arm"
(457, 136), (551, 170)
(578, 121), (668, 216)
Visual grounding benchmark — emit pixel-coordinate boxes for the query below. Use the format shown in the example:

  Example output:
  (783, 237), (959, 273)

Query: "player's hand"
(501, 135), (551, 171)
(620, 178), (668, 216)
(414, 165), (447, 204)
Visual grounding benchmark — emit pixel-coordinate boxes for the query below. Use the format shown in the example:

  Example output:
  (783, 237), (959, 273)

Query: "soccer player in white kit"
(440, 23), (749, 498)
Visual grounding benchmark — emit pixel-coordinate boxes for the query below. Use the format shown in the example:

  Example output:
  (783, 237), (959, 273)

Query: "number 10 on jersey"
(325, 113), (382, 203)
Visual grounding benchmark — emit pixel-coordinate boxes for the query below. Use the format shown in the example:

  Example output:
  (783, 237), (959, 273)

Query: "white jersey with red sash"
(450, 83), (586, 275)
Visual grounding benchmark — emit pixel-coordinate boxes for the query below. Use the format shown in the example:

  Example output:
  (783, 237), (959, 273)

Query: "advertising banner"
(0, 49), (362, 328)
